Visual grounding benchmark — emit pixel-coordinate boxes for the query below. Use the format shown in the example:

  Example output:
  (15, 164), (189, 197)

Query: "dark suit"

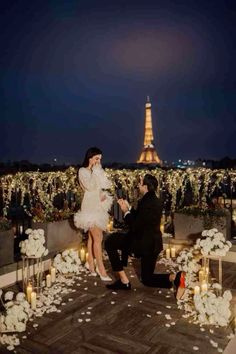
(105, 191), (172, 288)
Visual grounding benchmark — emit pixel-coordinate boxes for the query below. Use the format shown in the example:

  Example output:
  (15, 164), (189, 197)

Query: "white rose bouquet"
(193, 289), (232, 326)
(195, 228), (232, 257)
(0, 291), (33, 333)
(53, 249), (82, 275)
(20, 228), (48, 258)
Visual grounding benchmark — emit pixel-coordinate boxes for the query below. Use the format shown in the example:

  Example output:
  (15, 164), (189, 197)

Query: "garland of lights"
(0, 168), (236, 221)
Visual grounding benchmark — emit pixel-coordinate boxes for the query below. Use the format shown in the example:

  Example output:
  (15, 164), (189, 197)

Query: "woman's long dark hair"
(82, 147), (102, 167)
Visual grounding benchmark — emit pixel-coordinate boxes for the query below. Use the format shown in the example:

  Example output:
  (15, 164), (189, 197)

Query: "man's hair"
(143, 174), (158, 192)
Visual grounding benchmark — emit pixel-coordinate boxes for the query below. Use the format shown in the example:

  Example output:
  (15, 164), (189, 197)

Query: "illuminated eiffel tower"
(137, 97), (161, 164)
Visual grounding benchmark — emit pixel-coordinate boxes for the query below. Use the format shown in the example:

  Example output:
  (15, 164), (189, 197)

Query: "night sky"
(0, 0), (236, 164)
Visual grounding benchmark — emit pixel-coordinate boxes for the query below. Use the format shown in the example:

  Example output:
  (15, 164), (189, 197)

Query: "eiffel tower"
(137, 97), (161, 165)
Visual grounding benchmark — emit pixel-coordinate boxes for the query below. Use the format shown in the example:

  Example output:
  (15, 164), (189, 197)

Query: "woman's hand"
(100, 194), (107, 202)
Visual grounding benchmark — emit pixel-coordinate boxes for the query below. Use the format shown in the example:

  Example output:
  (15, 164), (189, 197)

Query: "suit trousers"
(105, 232), (172, 289)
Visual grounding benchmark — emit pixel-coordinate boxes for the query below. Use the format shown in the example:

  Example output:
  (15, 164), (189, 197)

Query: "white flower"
(16, 293), (25, 302)
(25, 228), (32, 234)
(5, 291), (14, 301)
(223, 290), (232, 302)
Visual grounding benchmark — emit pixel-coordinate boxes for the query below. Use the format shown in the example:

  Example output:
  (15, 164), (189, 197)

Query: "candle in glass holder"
(166, 248), (170, 259)
(26, 284), (33, 303)
(194, 285), (200, 295)
(201, 281), (208, 293)
(80, 248), (86, 263)
(46, 274), (51, 287)
(199, 270), (204, 283)
(50, 267), (56, 283)
(170, 247), (176, 258)
(204, 266), (209, 281)
(31, 292), (37, 310)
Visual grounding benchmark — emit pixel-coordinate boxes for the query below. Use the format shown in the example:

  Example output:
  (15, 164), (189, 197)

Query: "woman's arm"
(78, 168), (99, 191)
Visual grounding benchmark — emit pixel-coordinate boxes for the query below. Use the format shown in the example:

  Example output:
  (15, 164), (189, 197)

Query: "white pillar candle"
(30, 292), (37, 310)
(26, 284), (33, 303)
(199, 270), (204, 283)
(194, 285), (200, 295)
(19, 225), (23, 234)
(80, 248), (86, 263)
(201, 281), (208, 293)
(46, 274), (51, 287)
(50, 267), (56, 283)
(166, 248), (170, 259)
(170, 247), (176, 258)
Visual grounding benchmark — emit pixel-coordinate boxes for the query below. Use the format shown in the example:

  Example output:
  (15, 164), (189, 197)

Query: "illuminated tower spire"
(137, 97), (161, 164)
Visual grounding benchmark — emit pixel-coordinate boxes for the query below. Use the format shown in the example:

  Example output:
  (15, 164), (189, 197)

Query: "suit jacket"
(124, 191), (163, 257)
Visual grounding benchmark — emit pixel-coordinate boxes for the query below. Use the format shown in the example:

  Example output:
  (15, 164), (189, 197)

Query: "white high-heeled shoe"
(96, 266), (112, 281)
(84, 262), (97, 277)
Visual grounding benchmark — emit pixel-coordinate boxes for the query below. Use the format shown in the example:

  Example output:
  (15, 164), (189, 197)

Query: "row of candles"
(165, 247), (176, 259)
(26, 267), (56, 309)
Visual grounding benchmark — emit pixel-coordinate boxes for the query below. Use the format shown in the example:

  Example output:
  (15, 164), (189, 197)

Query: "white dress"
(74, 165), (113, 232)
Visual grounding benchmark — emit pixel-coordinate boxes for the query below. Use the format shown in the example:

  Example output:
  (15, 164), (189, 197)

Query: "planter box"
(174, 211), (231, 243)
(0, 229), (14, 266)
(32, 219), (82, 253)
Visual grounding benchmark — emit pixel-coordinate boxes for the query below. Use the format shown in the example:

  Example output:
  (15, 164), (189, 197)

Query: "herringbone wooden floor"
(1, 260), (236, 354)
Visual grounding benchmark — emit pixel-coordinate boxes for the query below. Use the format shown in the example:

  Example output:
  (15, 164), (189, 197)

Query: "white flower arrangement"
(20, 228), (48, 258)
(175, 228), (233, 327)
(193, 289), (232, 326)
(53, 249), (82, 275)
(0, 291), (33, 333)
(195, 228), (232, 257)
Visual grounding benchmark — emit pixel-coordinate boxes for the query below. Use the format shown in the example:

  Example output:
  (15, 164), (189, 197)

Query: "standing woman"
(74, 147), (113, 281)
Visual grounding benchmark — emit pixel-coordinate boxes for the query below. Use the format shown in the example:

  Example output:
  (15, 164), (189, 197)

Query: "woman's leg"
(87, 231), (95, 272)
(89, 226), (107, 276)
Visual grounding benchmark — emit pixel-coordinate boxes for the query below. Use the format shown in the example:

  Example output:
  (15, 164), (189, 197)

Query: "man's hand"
(118, 198), (130, 213)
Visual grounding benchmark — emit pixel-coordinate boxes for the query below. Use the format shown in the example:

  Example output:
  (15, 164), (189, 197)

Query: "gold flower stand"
(22, 256), (43, 295)
(202, 255), (222, 294)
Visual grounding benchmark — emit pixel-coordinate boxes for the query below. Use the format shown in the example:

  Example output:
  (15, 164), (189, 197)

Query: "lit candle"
(109, 220), (113, 231)
(19, 225), (23, 234)
(46, 274), (51, 287)
(204, 266), (209, 281)
(170, 247), (176, 258)
(199, 270), (204, 283)
(26, 284), (33, 303)
(30, 291), (37, 310)
(194, 285), (200, 295)
(86, 252), (89, 262)
(50, 267), (56, 283)
(160, 224), (164, 234)
(201, 281), (208, 293)
(166, 248), (170, 259)
(80, 248), (86, 263)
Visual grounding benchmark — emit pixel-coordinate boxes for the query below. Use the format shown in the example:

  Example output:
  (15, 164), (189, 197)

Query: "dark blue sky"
(0, 0), (236, 164)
